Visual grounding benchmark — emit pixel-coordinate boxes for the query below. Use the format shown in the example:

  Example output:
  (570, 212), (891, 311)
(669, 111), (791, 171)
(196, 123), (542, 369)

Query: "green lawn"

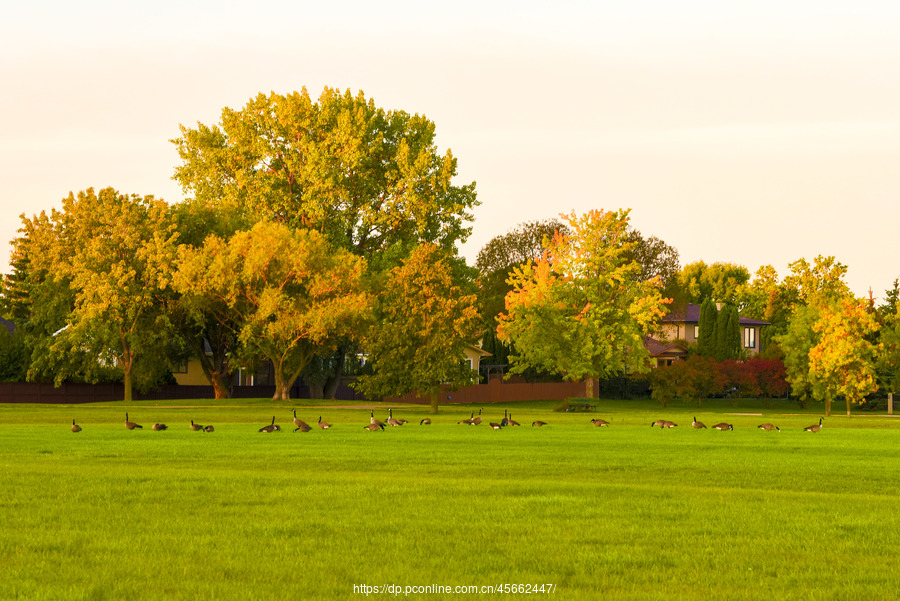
(1, 398), (898, 600)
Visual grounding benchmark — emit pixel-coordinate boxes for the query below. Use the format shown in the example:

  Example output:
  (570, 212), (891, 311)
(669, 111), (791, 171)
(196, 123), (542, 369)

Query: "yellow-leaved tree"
(497, 209), (670, 397)
(353, 244), (481, 414)
(807, 296), (880, 417)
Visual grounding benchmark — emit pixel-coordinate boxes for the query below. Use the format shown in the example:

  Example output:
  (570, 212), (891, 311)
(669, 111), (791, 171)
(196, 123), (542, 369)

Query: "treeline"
(2, 86), (899, 416)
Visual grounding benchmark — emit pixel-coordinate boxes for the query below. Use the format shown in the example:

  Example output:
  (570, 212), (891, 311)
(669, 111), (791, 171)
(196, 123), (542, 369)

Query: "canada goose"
(458, 412), (475, 425)
(386, 408), (403, 427)
(651, 419), (667, 428)
(590, 418), (610, 427)
(712, 423), (733, 431)
(317, 416), (331, 429)
(420, 418), (431, 425)
(472, 408), (483, 425)
(532, 420), (547, 427)
(691, 416), (707, 429)
(489, 422), (503, 430)
(151, 423), (168, 431)
(804, 417), (824, 432)
(125, 413), (142, 430)
(758, 423), (780, 432)
(292, 409), (312, 432)
(71, 419), (82, 433)
(661, 421), (678, 428)
(508, 413), (520, 426)
(259, 416), (279, 433)
(364, 422), (384, 431)
(203, 425), (214, 432)
(190, 420), (203, 431)
(370, 411), (386, 429)
(501, 410), (509, 427)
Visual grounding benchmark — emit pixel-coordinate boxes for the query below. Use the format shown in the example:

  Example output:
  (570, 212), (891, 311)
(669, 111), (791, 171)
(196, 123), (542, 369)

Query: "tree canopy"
(497, 209), (670, 396)
(353, 244), (481, 413)
(172, 87), (478, 268)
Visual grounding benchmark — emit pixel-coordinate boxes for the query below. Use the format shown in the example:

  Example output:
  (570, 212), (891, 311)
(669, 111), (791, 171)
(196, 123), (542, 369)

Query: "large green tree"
(497, 209), (669, 397)
(172, 87), (478, 396)
(13, 188), (180, 400)
(175, 221), (370, 400)
(354, 244), (481, 413)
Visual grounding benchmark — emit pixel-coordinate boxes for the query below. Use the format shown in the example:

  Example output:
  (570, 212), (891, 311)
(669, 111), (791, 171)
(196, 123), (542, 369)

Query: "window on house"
(693, 325), (699, 339)
(743, 327), (756, 349)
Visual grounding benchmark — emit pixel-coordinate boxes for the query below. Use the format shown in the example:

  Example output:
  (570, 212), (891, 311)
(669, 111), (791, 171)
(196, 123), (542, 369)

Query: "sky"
(1, 1), (898, 298)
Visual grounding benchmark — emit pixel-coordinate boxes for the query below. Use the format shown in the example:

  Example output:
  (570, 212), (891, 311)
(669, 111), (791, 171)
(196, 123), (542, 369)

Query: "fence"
(0, 379), (593, 404)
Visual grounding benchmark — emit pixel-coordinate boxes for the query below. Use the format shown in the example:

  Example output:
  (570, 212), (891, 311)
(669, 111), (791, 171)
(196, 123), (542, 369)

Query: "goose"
(472, 408), (483, 425)
(757, 423), (780, 432)
(71, 419), (82, 433)
(364, 422), (384, 431)
(661, 421), (678, 428)
(203, 425), (214, 432)
(508, 413), (520, 427)
(712, 423), (733, 431)
(458, 411), (475, 425)
(590, 418), (610, 427)
(489, 422), (503, 430)
(691, 416), (707, 429)
(151, 423), (168, 431)
(190, 420), (203, 431)
(419, 418), (432, 425)
(532, 420), (547, 427)
(292, 409), (312, 432)
(804, 417), (824, 432)
(259, 416), (279, 433)
(370, 411), (386, 429)
(501, 410), (509, 427)
(386, 408), (403, 427)
(125, 413), (142, 430)
(317, 416), (331, 429)
(651, 419), (667, 428)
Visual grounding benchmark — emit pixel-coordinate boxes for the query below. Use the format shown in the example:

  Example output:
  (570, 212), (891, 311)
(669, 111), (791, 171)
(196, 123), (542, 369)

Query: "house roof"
(643, 337), (687, 357)
(662, 303), (770, 327)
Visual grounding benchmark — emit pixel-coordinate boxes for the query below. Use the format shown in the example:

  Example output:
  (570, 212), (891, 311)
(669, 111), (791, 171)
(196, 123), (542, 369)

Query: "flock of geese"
(67, 411), (827, 434)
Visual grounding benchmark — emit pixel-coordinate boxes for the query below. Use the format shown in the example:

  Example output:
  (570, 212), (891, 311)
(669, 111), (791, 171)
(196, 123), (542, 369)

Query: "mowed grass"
(1, 399), (899, 600)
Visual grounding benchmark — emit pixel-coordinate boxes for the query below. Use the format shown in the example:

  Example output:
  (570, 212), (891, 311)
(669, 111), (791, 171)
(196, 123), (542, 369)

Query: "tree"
(776, 256), (852, 410)
(175, 221), (370, 400)
(622, 229), (681, 302)
(14, 188), (180, 400)
(676, 261), (750, 306)
(697, 298), (718, 357)
(807, 296), (880, 417)
(168, 200), (250, 398)
(497, 209), (670, 396)
(354, 244), (481, 413)
(172, 87), (478, 397)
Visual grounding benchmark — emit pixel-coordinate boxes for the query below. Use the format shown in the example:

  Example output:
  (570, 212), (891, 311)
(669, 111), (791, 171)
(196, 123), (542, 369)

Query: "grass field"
(1, 397), (899, 600)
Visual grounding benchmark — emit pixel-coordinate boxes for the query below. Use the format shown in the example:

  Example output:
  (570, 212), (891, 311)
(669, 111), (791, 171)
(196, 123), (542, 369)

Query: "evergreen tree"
(715, 303), (730, 361)
(698, 298), (718, 357)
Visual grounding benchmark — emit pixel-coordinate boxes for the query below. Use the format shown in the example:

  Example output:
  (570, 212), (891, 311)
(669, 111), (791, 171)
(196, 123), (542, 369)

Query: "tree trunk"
(430, 392), (439, 414)
(846, 397), (851, 418)
(323, 348), (346, 400)
(585, 377), (594, 399)
(272, 359), (287, 401)
(210, 372), (232, 399)
(123, 368), (133, 402)
(825, 396), (832, 417)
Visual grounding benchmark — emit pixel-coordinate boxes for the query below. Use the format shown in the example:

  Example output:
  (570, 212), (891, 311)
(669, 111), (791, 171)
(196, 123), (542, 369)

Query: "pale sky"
(2, 1), (898, 298)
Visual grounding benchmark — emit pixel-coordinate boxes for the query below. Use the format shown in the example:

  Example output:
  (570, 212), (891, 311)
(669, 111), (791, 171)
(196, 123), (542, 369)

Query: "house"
(644, 337), (688, 368)
(652, 303), (770, 359)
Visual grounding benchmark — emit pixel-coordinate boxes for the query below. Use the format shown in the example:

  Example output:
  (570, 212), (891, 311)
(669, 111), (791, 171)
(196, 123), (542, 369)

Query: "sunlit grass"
(2, 399), (899, 600)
